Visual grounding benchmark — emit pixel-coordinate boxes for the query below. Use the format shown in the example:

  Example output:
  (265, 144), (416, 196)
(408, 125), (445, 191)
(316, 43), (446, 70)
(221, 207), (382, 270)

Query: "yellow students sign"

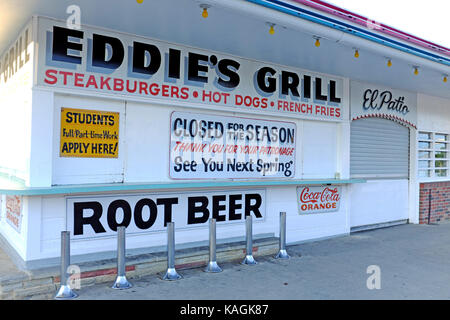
(60, 108), (119, 158)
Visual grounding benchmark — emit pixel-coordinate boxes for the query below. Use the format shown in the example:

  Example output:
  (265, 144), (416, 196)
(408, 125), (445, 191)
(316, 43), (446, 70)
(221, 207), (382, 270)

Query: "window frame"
(417, 131), (449, 179)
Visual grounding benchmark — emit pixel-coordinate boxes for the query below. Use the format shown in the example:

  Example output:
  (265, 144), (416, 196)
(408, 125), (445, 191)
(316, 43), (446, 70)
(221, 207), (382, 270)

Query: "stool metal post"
(242, 216), (257, 265)
(55, 231), (78, 300)
(275, 212), (290, 259)
(112, 226), (132, 289)
(204, 219), (222, 273)
(162, 222), (182, 280)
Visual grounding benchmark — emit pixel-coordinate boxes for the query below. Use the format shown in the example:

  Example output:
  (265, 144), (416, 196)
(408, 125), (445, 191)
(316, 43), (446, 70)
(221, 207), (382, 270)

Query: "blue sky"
(328, 0), (449, 48)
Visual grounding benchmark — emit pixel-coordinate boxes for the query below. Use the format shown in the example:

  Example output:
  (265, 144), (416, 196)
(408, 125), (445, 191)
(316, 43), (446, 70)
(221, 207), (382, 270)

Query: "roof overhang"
(1, 0), (449, 99)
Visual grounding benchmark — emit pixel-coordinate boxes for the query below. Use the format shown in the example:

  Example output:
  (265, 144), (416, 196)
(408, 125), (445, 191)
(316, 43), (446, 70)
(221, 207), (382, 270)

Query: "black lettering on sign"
(315, 78), (328, 101)
(363, 89), (409, 115)
(363, 89), (379, 110)
(217, 59), (240, 89)
(134, 198), (157, 229)
(329, 80), (341, 103)
(256, 67), (276, 94)
(281, 71), (300, 97)
(73, 201), (106, 235)
(168, 48), (181, 79)
(229, 194), (242, 221)
(52, 26), (84, 64)
(187, 196), (210, 224)
(132, 41), (161, 75)
(188, 52), (209, 83)
(107, 200), (132, 231)
(212, 195), (227, 222)
(71, 193), (264, 236)
(245, 194), (263, 218)
(157, 198), (178, 227)
(92, 34), (124, 70)
(303, 75), (311, 99)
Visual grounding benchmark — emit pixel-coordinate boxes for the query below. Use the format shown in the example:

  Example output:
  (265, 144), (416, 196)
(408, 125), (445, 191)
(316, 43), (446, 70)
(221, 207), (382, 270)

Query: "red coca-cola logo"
(6, 196), (21, 215)
(299, 187), (340, 204)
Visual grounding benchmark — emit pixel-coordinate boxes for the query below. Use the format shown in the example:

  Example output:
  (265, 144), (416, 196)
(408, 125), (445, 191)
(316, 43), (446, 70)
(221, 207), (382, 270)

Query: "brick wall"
(419, 182), (450, 224)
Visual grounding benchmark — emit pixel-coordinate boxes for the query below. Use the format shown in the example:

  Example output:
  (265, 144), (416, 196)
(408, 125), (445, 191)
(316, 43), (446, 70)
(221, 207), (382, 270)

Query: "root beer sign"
(170, 112), (296, 179)
(36, 17), (343, 121)
(297, 186), (341, 214)
(67, 190), (265, 240)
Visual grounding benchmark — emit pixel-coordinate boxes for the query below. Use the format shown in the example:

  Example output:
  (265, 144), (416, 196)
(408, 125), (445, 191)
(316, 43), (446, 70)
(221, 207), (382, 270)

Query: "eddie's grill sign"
(35, 17), (344, 121)
(297, 186), (341, 214)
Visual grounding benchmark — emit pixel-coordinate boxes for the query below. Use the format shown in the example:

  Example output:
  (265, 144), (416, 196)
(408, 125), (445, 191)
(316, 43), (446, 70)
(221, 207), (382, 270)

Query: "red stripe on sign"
(54, 265), (136, 283)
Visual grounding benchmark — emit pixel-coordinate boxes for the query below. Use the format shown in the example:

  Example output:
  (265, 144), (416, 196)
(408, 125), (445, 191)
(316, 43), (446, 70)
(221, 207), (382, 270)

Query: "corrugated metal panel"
(350, 118), (410, 178)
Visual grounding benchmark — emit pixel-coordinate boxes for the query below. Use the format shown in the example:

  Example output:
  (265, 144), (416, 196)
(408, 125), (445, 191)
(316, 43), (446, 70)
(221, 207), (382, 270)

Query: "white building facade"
(0, 0), (448, 269)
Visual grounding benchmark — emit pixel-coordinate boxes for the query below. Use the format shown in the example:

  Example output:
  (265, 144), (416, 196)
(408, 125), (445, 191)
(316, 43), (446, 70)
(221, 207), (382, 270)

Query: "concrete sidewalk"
(0, 236), (278, 300)
(76, 222), (450, 300)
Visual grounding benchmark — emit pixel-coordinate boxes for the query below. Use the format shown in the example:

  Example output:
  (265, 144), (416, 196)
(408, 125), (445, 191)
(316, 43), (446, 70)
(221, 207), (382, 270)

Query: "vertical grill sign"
(297, 186), (341, 214)
(170, 112), (296, 179)
(60, 108), (120, 158)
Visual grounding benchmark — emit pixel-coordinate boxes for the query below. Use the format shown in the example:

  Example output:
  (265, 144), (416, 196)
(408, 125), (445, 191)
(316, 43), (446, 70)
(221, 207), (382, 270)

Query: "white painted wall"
(29, 89), (54, 187)
(27, 92), (350, 264)
(0, 22), (35, 262)
(1, 12), (445, 267)
(0, 23), (34, 185)
(30, 184), (349, 263)
(409, 128), (419, 224)
(48, 97), (346, 184)
(0, 195), (29, 261)
(271, 186), (349, 244)
(417, 93), (450, 133)
(52, 94), (126, 185)
(1, 16), (354, 265)
(302, 121), (338, 179)
(349, 179), (409, 227)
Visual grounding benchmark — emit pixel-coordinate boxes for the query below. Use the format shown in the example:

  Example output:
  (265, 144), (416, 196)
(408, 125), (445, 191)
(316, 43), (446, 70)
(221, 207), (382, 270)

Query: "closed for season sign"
(297, 186), (341, 214)
(60, 108), (119, 158)
(170, 112), (296, 179)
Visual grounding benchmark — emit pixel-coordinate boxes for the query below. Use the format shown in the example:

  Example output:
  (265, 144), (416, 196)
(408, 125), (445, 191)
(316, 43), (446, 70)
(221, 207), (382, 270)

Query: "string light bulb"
(269, 24), (275, 35)
(387, 59), (392, 67)
(414, 67), (419, 76)
(444, 75), (448, 83)
(354, 49), (359, 58)
(314, 37), (321, 47)
(200, 4), (210, 18)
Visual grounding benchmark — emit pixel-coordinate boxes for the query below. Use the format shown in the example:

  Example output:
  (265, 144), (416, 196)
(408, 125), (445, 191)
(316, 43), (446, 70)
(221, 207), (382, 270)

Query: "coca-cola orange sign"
(297, 186), (341, 214)
(6, 195), (22, 232)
